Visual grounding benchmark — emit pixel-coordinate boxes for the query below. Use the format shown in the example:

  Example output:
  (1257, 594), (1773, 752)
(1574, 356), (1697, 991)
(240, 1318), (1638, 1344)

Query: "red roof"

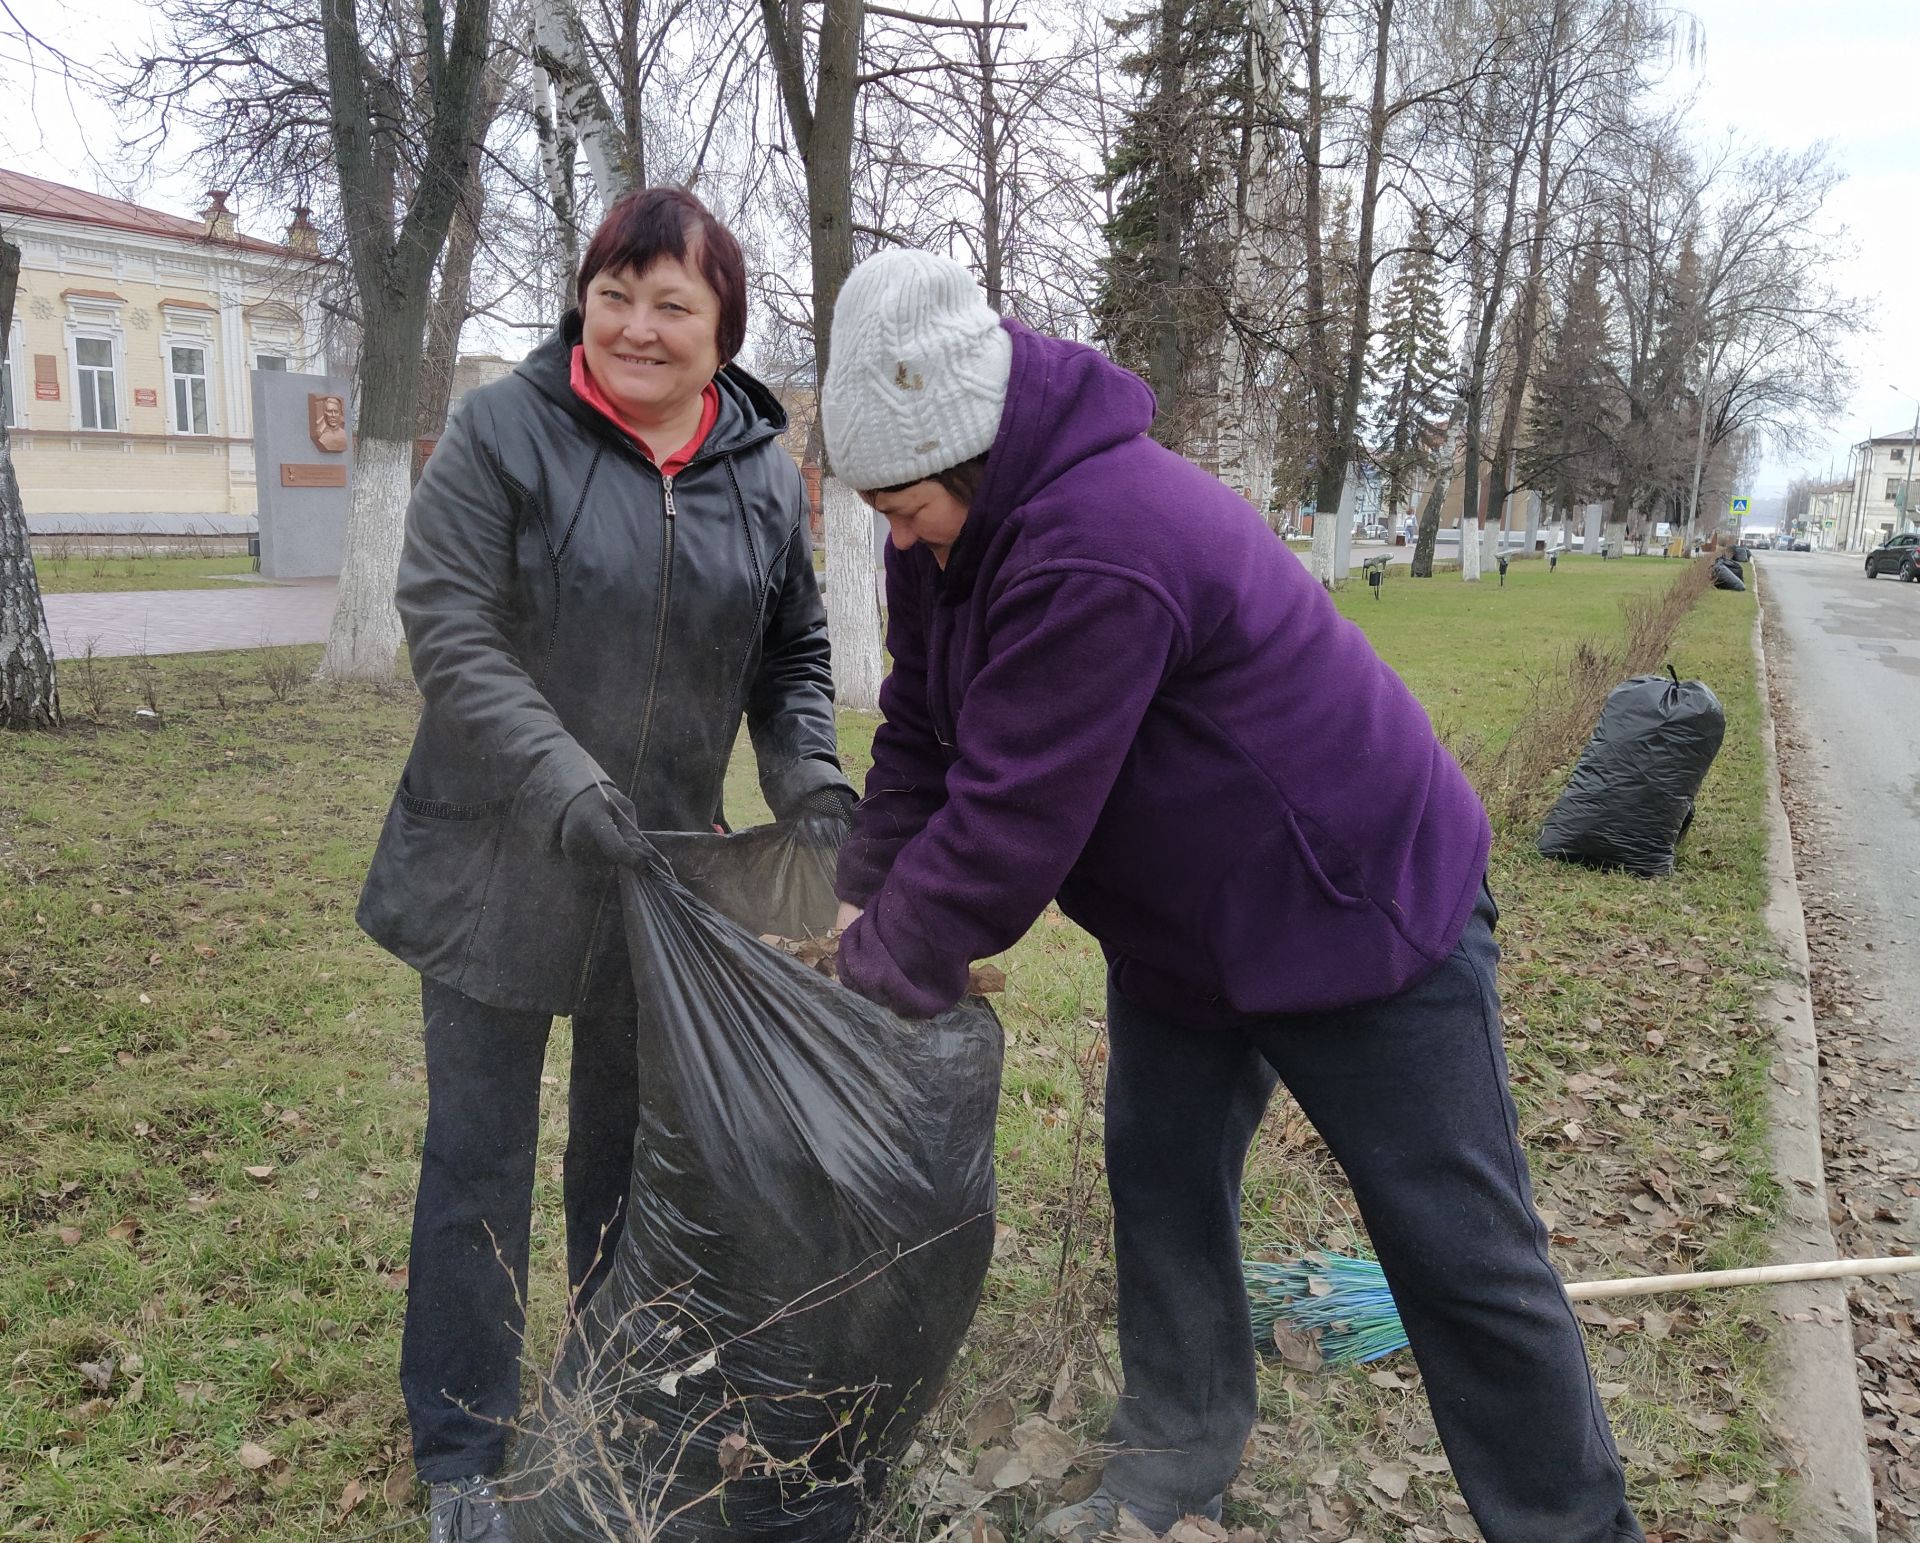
(0, 168), (309, 258)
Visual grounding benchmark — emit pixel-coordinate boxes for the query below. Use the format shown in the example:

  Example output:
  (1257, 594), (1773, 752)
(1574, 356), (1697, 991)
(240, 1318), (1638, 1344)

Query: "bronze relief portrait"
(308, 393), (348, 453)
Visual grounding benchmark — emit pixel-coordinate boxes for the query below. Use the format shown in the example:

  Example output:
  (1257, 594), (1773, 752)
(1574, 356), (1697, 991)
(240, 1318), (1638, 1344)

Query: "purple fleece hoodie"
(834, 320), (1491, 1024)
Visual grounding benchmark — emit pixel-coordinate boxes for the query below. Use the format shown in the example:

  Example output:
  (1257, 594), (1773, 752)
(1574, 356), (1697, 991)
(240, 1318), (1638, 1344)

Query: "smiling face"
(862, 479), (972, 568)
(580, 252), (723, 433)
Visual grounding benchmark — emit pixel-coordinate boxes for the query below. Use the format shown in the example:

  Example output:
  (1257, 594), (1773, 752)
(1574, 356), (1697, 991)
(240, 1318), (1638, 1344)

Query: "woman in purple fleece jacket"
(820, 250), (1643, 1543)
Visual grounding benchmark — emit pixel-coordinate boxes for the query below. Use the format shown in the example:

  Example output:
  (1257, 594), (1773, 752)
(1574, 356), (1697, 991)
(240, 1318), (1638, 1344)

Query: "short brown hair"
(876, 454), (990, 509)
(576, 187), (748, 362)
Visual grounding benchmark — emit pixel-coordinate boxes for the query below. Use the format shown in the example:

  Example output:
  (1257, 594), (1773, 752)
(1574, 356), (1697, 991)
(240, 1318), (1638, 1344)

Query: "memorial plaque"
(135, 388), (158, 407)
(253, 367), (355, 577)
(282, 462), (348, 488)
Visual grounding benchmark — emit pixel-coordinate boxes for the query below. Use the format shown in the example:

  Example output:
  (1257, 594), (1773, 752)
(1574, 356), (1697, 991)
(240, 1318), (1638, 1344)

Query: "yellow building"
(1, 170), (332, 521)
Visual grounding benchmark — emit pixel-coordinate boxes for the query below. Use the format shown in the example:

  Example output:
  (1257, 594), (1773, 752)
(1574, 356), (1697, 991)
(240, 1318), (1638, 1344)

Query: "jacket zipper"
(572, 472), (678, 1006)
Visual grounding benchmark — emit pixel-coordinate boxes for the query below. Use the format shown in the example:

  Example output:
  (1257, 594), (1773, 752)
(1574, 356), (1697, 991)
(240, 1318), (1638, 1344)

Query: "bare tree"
(118, 0), (498, 678)
(316, 0), (496, 678)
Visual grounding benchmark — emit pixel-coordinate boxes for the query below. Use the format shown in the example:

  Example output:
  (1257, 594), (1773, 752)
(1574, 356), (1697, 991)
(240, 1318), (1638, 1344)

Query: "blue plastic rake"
(1245, 1251), (1408, 1365)
(1248, 1250), (1920, 1368)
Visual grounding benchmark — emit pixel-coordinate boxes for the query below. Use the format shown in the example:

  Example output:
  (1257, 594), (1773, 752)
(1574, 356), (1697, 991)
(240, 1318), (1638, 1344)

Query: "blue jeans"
(400, 967), (640, 1483)
(1100, 888), (1643, 1542)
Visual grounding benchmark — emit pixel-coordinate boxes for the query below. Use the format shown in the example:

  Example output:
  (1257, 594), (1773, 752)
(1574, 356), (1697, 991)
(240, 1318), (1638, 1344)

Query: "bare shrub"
(258, 640), (304, 703)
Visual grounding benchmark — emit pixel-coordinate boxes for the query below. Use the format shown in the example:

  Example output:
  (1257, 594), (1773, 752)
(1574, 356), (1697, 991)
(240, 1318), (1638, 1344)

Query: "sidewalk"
(41, 580), (338, 658)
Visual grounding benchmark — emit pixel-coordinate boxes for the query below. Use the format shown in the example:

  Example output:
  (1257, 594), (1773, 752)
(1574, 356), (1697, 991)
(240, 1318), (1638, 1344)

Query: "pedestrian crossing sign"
(1730, 496), (1750, 516)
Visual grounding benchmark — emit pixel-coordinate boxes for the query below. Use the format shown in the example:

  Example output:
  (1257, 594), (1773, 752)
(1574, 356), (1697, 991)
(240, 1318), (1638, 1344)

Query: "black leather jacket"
(358, 316), (847, 1012)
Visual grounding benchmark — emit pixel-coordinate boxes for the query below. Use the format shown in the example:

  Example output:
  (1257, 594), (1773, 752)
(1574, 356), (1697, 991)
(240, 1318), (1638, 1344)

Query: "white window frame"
(71, 333), (121, 432)
(255, 353), (288, 373)
(1, 320), (21, 429)
(168, 342), (213, 435)
(63, 291), (127, 433)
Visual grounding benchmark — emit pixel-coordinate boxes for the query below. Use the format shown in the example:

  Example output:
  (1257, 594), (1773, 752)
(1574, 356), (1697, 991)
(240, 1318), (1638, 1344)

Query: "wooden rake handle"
(1566, 1255), (1920, 1302)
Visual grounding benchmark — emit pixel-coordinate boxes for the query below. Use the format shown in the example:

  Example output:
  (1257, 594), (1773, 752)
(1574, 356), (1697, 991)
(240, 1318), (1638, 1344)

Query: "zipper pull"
(662, 474), (677, 520)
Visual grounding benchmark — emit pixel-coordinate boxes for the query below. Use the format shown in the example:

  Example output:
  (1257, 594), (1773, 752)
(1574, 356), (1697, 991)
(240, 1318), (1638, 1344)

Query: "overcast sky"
(5, 0), (1915, 497)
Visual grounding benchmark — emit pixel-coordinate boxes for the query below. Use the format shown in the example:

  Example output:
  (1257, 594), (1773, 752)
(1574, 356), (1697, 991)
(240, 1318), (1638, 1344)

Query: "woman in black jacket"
(357, 188), (853, 1543)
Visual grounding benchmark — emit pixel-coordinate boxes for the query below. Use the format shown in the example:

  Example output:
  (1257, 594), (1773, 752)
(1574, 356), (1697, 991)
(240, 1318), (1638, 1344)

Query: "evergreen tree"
(1365, 210), (1452, 522)
(1094, 0), (1243, 449)
(1521, 244), (1617, 518)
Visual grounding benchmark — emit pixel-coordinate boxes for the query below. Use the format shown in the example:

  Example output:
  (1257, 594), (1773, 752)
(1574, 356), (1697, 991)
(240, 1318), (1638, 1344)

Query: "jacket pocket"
(397, 789), (513, 821)
(1278, 805), (1369, 911)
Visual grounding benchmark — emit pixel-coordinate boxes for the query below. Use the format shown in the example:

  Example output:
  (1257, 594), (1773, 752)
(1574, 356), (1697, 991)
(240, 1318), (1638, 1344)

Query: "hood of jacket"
(934, 319), (1156, 597)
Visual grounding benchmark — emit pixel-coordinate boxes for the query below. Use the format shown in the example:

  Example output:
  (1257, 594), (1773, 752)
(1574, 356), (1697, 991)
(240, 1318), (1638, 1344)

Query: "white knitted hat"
(821, 248), (1012, 491)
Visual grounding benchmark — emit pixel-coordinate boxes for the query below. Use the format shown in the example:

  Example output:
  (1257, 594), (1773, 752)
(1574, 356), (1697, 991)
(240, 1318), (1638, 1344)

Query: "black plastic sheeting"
(1712, 559), (1746, 591)
(1537, 670), (1727, 878)
(506, 824), (1004, 1541)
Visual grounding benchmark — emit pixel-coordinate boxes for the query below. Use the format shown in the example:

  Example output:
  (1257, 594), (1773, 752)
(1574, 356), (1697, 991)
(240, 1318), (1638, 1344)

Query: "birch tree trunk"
(1, 234), (58, 728)
(1212, 0), (1280, 513)
(531, 57), (581, 325)
(822, 478), (883, 711)
(530, 0), (636, 200)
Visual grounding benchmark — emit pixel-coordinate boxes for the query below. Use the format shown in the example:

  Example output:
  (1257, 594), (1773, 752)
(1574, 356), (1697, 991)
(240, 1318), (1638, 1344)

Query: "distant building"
(1, 169), (332, 522)
(450, 352), (515, 405)
(1841, 434), (1920, 552)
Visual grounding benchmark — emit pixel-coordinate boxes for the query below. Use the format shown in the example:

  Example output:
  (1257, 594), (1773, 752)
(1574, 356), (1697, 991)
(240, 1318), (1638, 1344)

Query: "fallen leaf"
(716, 1431), (750, 1481)
(1010, 1414), (1078, 1482)
(243, 1164), (276, 1183)
(383, 1463), (415, 1509)
(56, 1226), (83, 1248)
(1270, 1323), (1323, 1373)
(965, 1394), (1016, 1449)
(1368, 1461), (1412, 1500)
(335, 1477), (367, 1520)
(77, 1357), (115, 1393)
(107, 1215), (140, 1243)
(237, 1441), (276, 1471)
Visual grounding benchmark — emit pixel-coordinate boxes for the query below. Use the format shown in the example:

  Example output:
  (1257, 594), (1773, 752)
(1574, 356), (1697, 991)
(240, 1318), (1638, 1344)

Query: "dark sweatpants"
(400, 971), (640, 1484)
(1100, 888), (1644, 1542)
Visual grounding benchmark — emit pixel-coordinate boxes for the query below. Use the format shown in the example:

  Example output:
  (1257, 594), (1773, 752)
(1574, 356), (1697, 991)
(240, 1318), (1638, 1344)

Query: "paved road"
(41, 579), (338, 658)
(1763, 550), (1920, 967)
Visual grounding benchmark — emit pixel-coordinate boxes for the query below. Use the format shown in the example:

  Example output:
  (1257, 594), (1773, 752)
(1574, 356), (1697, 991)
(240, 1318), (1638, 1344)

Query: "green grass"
(0, 560), (1783, 1539)
(1332, 554), (1678, 745)
(32, 554), (257, 594)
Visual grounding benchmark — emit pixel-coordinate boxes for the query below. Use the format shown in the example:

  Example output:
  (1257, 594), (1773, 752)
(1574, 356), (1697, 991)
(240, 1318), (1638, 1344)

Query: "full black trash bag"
(1712, 560), (1746, 591)
(506, 825), (1004, 1541)
(1731, 544), (1751, 563)
(1537, 670), (1726, 877)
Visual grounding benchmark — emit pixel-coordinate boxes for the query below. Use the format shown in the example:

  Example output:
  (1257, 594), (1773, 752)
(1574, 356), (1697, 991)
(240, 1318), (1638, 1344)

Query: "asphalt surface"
(1762, 550), (1920, 993)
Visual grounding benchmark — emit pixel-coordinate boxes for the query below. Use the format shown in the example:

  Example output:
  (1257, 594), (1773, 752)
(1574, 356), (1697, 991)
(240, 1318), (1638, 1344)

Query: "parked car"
(1790, 539), (1811, 552)
(1358, 521), (1388, 541)
(1864, 531), (1920, 578)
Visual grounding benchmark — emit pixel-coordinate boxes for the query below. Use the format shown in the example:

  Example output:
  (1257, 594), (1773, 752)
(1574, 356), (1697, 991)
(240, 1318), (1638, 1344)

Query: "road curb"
(1750, 573), (1877, 1542)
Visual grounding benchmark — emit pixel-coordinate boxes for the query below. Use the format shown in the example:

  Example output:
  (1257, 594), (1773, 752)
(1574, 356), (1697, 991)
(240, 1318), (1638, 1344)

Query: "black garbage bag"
(506, 825), (1004, 1541)
(1712, 559), (1746, 592)
(1537, 669), (1726, 877)
(1731, 544), (1751, 563)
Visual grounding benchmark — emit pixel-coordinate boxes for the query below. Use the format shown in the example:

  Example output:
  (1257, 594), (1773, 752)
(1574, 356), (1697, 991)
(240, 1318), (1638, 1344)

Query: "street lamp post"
(1894, 385), (1920, 536)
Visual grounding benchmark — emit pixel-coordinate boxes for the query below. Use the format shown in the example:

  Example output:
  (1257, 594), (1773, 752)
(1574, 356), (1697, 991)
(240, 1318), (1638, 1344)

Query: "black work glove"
(791, 783), (857, 850)
(559, 784), (649, 868)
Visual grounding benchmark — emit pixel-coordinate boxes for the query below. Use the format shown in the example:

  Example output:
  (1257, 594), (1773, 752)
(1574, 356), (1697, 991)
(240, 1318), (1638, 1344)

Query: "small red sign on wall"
(134, 388), (158, 408)
(35, 382), (59, 401)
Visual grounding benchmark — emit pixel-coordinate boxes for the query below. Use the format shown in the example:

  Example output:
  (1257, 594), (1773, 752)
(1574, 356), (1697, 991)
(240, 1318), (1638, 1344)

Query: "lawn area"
(1333, 554), (1678, 746)
(0, 556), (1781, 1541)
(33, 553), (257, 594)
